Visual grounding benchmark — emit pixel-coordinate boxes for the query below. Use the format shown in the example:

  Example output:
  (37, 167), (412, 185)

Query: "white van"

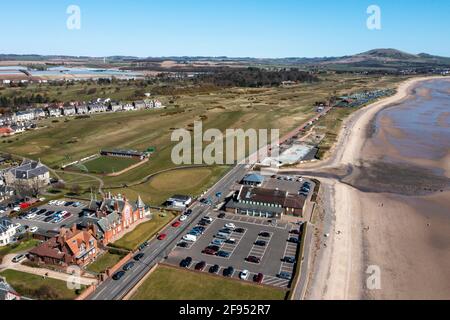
(183, 234), (197, 242)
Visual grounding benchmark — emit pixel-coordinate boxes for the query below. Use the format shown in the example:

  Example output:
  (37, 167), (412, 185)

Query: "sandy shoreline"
(304, 76), (450, 300)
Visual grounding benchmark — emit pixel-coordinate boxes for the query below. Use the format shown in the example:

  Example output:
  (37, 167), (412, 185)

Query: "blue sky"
(0, 0), (449, 58)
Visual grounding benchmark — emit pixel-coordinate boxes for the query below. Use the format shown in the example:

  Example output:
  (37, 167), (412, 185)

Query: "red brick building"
(28, 226), (98, 268)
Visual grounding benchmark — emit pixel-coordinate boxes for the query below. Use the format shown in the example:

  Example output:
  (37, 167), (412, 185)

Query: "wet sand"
(305, 77), (450, 300)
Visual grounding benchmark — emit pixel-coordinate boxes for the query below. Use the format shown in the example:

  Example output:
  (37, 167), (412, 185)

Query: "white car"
(12, 254), (26, 263)
(38, 197), (46, 202)
(225, 223), (236, 230)
(179, 215), (188, 222)
(57, 201), (65, 206)
(13, 206), (21, 212)
(26, 213), (37, 219)
(29, 226), (38, 233)
(49, 200), (57, 205)
(239, 270), (249, 280)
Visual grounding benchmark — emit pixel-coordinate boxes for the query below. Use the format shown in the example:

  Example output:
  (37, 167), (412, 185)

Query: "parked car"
(218, 228), (232, 234)
(211, 238), (224, 246)
(195, 261), (206, 271)
(234, 228), (245, 233)
(225, 238), (236, 244)
(198, 220), (208, 226)
(29, 226), (38, 233)
(179, 215), (188, 222)
(277, 272), (292, 280)
(123, 262), (135, 271)
(216, 251), (230, 258)
(287, 237), (299, 244)
(62, 212), (71, 219)
(259, 232), (271, 238)
(289, 229), (300, 235)
(239, 270), (249, 280)
(255, 240), (267, 247)
(202, 217), (213, 223)
(183, 234), (197, 242)
(29, 208), (39, 213)
(12, 254), (27, 263)
(180, 257), (193, 268)
(223, 266), (234, 277)
(64, 201), (74, 207)
(218, 213), (226, 219)
(225, 223), (236, 230)
(133, 253), (145, 261)
(206, 245), (220, 252)
(112, 271), (126, 280)
(26, 213), (36, 219)
(215, 233), (230, 240)
(157, 234), (167, 240)
(44, 216), (54, 222)
(178, 242), (189, 248)
(209, 264), (220, 274)
(283, 256), (296, 264)
(45, 210), (55, 217)
(184, 209), (193, 216)
(246, 256), (261, 264)
(172, 221), (181, 228)
(202, 248), (216, 255)
(253, 273), (264, 283)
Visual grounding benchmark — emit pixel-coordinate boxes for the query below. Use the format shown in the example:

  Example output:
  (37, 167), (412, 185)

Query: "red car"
(253, 273), (264, 283)
(157, 234), (167, 240)
(172, 221), (181, 228)
(195, 261), (206, 271)
(246, 256), (261, 264)
(202, 248), (216, 255)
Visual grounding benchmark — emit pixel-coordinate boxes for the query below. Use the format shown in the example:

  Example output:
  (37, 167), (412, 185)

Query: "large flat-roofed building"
(241, 173), (265, 187)
(225, 186), (306, 219)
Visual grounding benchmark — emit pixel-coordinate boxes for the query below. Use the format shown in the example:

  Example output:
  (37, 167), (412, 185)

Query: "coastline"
(304, 76), (450, 300)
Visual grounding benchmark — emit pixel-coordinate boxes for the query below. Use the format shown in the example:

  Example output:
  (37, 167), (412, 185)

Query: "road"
(87, 107), (332, 300)
(88, 164), (248, 300)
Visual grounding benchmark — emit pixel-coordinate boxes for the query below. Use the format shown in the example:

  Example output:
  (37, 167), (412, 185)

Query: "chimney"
(71, 224), (77, 234)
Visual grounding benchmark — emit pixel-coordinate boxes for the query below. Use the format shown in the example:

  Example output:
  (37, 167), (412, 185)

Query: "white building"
(110, 103), (123, 112)
(123, 104), (135, 111)
(0, 218), (20, 247)
(63, 106), (76, 116)
(76, 105), (89, 114)
(33, 109), (46, 119)
(47, 107), (62, 117)
(13, 110), (35, 122)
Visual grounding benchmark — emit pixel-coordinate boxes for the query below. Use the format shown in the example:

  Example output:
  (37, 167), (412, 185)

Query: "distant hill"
(1, 49), (450, 72)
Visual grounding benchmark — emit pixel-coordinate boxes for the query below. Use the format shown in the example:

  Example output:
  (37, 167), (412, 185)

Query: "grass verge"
(131, 265), (286, 300)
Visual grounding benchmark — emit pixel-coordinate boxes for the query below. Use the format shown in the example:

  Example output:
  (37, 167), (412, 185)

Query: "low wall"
(75, 284), (97, 300)
(105, 252), (133, 277)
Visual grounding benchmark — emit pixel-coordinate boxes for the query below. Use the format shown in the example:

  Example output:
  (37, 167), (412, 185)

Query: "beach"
(303, 76), (450, 300)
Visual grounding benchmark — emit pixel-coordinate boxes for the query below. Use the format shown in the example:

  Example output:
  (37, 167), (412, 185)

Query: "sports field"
(70, 156), (140, 174)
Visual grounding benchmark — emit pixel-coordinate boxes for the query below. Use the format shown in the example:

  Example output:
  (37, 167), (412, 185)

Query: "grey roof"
(0, 279), (19, 300)
(242, 173), (265, 184)
(169, 195), (192, 201)
(0, 218), (13, 234)
(97, 211), (121, 234)
(9, 160), (49, 180)
(226, 199), (284, 214)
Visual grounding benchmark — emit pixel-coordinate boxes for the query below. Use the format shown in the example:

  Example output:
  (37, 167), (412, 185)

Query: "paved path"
(0, 254), (98, 286)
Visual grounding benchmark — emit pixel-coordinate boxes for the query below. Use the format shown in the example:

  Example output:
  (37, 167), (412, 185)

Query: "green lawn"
(85, 251), (125, 273)
(131, 265), (286, 300)
(0, 269), (84, 300)
(111, 212), (176, 251)
(108, 165), (230, 206)
(71, 156), (141, 174)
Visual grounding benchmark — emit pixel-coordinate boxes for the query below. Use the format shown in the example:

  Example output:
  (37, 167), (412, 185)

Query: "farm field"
(130, 265), (286, 300)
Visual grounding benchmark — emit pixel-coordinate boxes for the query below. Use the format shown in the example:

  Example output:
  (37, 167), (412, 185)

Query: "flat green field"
(0, 269), (84, 300)
(86, 251), (125, 273)
(111, 212), (176, 251)
(131, 265), (286, 300)
(71, 156), (140, 174)
(108, 165), (230, 206)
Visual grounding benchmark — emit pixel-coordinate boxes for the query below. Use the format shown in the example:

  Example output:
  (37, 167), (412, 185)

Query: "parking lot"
(166, 211), (302, 289)
(11, 199), (88, 233)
